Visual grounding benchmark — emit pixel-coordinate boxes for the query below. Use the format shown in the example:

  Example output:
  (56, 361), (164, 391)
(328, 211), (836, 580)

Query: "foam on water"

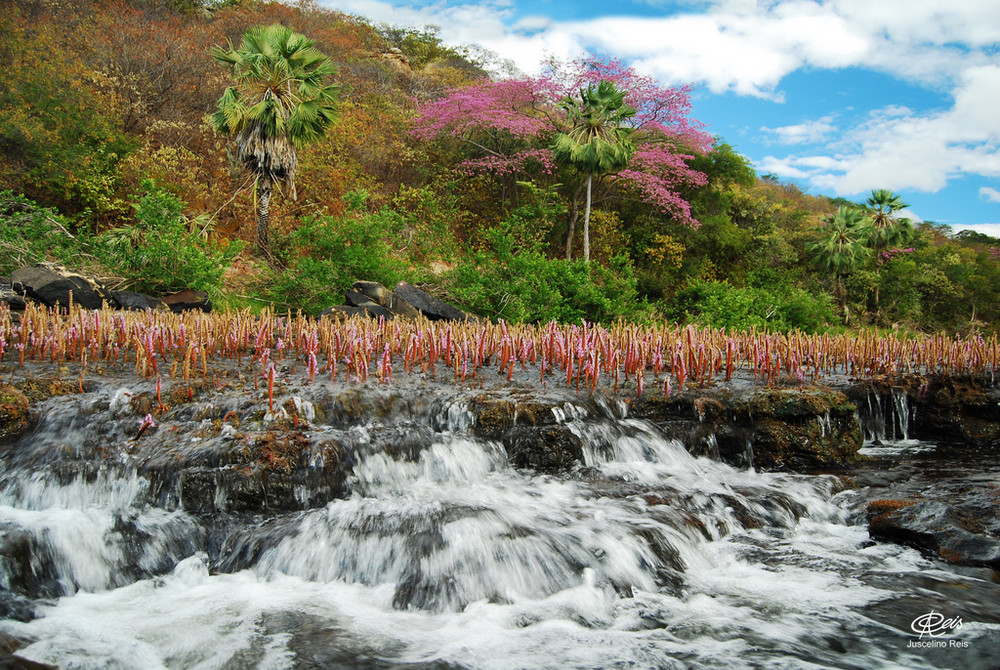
(1, 385), (998, 669)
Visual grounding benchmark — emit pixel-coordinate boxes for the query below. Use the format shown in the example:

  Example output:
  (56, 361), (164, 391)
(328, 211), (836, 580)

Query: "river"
(0, 375), (997, 669)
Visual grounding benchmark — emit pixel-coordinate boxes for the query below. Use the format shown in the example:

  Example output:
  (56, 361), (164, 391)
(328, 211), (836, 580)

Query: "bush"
(669, 279), (834, 332)
(0, 191), (87, 276)
(96, 181), (241, 296)
(270, 199), (410, 313)
(446, 223), (641, 324)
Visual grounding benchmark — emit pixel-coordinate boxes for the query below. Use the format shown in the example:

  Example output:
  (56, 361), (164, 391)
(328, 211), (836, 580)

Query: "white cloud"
(323, 0), (1000, 95)
(753, 65), (1000, 196)
(762, 116), (838, 145)
(980, 187), (1000, 203)
(949, 223), (1000, 238)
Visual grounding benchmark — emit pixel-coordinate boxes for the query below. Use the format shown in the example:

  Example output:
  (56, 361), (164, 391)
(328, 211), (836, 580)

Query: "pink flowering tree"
(411, 56), (713, 260)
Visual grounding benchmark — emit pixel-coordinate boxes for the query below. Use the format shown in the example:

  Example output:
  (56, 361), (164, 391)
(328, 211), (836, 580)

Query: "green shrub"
(96, 181), (241, 296)
(0, 191), (86, 275)
(446, 221), (641, 324)
(270, 199), (410, 313)
(669, 279), (833, 332)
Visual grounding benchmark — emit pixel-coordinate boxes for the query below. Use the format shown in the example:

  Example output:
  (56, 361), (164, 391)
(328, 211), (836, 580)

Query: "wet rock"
(11, 264), (113, 310)
(0, 591), (36, 623)
(868, 498), (1000, 568)
(848, 376), (1000, 449)
(470, 396), (515, 439)
(0, 385), (31, 444)
(0, 654), (57, 669)
(112, 290), (168, 312)
(506, 425), (583, 472)
(161, 289), (212, 313)
(393, 281), (471, 322)
(635, 387), (863, 471)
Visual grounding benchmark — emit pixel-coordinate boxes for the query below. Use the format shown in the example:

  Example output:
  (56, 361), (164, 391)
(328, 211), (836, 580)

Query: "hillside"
(2, 0), (999, 333)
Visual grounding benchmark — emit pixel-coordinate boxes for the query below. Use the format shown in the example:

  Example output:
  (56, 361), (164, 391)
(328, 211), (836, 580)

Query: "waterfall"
(857, 388), (914, 445)
(0, 378), (993, 669)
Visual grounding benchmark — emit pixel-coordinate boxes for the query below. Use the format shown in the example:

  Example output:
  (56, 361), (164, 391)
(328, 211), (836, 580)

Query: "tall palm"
(552, 80), (636, 262)
(808, 207), (871, 324)
(211, 24), (340, 261)
(865, 189), (910, 311)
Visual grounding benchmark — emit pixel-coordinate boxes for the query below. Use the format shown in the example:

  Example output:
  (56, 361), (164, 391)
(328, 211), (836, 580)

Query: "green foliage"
(0, 192), (87, 276)
(270, 199), (410, 314)
(669, 279), (834, 333)
(446, 215), (641, 323)
(96, 181), (242, 295)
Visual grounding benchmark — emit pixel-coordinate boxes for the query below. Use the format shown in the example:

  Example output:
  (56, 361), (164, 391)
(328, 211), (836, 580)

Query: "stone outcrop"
(0, 384), (30, 444)
(867, 497), (1000, 569)
(161, 289), (212, 313)
(11, 264), (113, 310)
(320, 281), (473, 322)
(634, 386), (863, 471)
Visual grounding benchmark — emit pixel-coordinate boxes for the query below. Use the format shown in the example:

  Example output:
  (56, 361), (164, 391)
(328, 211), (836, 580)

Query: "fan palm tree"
(211, 24), (340, 261)
(552, 80), (636, 262)
(865, 189), (911, 311)
(809, 207), (871, 324)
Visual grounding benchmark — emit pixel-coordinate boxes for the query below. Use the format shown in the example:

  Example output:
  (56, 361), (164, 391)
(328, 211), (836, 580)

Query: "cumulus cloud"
(762, 116), (838, 145)
(754, 65), (1000, 196)
(981, 187), (1000, 203)
(323, 0), (1000, 95)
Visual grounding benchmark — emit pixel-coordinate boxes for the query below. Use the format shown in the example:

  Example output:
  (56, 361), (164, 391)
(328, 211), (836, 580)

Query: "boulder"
(351, 281), (422, 319)
(11, 264), (112, 310)
(0, 280), (27, 310)
(112, 290), (168, 312)
(161, 290), (212, 313)
(393, 282), (471, 321)
(868, 499), (1000, 568)
(0, 385), (31, 445)
(319, 303), (394, 321)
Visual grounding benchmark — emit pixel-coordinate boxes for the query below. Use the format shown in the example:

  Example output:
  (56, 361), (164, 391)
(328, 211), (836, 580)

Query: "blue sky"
(321, 0), (1000, 236)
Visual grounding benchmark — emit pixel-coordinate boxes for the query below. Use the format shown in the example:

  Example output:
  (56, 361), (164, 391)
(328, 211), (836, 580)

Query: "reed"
(2, 302), (997, 402)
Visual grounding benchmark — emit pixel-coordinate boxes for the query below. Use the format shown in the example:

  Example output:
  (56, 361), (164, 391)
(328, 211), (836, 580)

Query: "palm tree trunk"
(565, 181), (584, 260)
(257, 176), (273, 262)
(583, 172), (593, 263)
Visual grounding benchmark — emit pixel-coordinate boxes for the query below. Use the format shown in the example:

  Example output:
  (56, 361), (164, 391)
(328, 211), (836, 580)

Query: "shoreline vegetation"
(1, 1), (999, 336)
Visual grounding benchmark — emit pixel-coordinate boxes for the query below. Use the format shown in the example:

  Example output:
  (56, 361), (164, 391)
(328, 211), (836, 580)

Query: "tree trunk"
(583, 172), (593, 263)
(257, 176), (273, 262)
(564, 181), (584, 260)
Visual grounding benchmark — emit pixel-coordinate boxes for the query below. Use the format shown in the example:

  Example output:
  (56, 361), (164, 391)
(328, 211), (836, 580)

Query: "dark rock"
(352, 281), (395, 306)
(505, 425), (584, 472)
(352, 281), (422, 319)
(161, 290), (212, 313)
(0, 654), (57, 670)
(0, 281), (27, 310)
(847, 376), (1000, 449)
(319, 303), (395, 321)
(344, 289), (370, 307)
(11, 264), (112, 310)
(393, 281), (471, 321)
(868, 499), (1000, 568)
(0, 385), (31, 444)
(0, 592), (36, 624)
(470, 397), (515, 439)
(112, 290), (168, 312)
(635, 387), (862, 471)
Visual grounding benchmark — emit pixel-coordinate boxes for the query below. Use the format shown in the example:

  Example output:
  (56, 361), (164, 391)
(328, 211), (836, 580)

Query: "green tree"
(211, 23), (341, 260)
(864, 188), (911, 311)
(808, 207), (871, 324)
(552, 80), (636, 262)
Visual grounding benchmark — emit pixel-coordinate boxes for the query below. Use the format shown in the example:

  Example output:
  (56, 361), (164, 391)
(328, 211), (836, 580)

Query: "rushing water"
(0, 378), (998, 669)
